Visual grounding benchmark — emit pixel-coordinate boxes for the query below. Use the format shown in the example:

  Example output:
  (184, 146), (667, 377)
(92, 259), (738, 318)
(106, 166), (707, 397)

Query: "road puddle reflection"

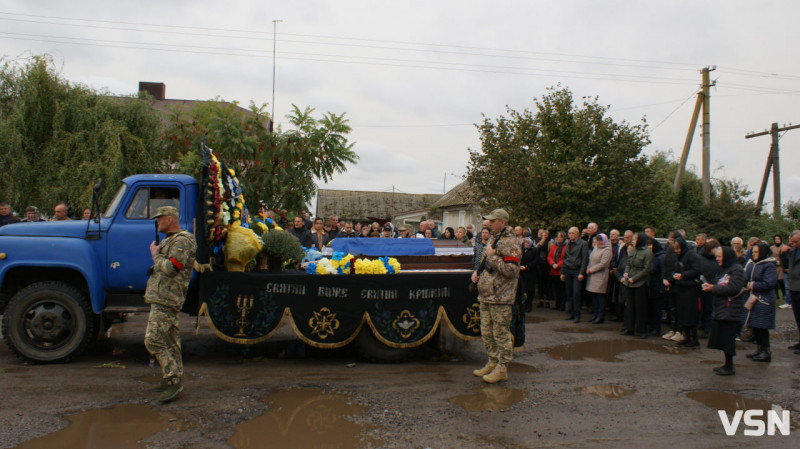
(577, 384), (633, 398)
(687, 391), (799, 430)
(227, 387), (381, 449)
(449, 386), (527, 411)
(543, 339), (688, 362)
(13, 404), (181, 449)
(554, 327), (595, 334)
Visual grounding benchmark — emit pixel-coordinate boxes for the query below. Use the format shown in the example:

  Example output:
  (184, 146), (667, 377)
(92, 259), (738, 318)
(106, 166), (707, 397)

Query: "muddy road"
(1, 307), (799, 448)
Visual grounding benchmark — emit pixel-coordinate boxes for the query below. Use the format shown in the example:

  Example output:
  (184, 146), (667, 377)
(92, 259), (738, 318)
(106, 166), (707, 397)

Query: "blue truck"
(0, 174), (478, 363)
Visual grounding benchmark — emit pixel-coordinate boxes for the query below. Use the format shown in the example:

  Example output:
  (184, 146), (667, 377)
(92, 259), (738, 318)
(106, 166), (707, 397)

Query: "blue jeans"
(784, 277), (792, 305)
(563, 272), (582, 318)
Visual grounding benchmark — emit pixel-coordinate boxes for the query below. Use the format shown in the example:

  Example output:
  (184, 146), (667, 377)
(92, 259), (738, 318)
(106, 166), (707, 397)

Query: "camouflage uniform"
(476, 225), (521, 366)
(144, 225), (196, 386)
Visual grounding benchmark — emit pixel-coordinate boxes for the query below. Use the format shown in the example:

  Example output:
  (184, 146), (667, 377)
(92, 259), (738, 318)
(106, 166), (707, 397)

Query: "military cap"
(482, 208), (509, 221)
(153, 206), (180, 219)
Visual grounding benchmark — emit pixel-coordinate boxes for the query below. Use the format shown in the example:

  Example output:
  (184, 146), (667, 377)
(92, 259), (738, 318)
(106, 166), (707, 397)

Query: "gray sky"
(2, 0), (799, 213)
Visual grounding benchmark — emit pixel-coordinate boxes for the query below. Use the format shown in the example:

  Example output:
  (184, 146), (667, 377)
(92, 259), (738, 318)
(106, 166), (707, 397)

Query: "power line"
(649, 89), (700, 131)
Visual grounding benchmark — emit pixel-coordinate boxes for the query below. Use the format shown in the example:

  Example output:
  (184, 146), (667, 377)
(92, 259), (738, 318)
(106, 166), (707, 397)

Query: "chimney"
(138, 82), (166, 100)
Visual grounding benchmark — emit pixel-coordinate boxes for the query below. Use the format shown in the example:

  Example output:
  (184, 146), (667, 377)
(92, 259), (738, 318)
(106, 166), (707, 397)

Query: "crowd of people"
(261, 207), (475, 250)
(0, 201), (92, 225)
(496, 221), (800, 375)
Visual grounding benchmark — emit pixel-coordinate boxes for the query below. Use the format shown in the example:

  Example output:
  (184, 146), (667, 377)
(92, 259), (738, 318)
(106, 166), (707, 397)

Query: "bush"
(259, 230), (305, 271)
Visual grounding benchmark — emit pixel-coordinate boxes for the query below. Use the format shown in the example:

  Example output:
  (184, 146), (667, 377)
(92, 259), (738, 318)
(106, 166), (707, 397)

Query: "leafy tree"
(0, 55), (162, 215)
(163, 102), (357, 214)
(467, 86), (671, 231)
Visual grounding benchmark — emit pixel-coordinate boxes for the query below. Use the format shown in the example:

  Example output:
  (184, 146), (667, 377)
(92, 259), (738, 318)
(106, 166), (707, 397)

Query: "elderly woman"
(669, 237), (701, 347)
(586, 233), (612, 324)
(520, 237), (538, 312)
(702, 247), (747, 375)
(743, 242), (778, 362)
(622, 233), (653, 338)
(548, 231), (567, 311)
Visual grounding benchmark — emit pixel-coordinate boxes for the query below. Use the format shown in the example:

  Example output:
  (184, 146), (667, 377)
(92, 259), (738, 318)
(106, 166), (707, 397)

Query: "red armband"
(503, 256), (520, 264)
(169, 257), (184, 271)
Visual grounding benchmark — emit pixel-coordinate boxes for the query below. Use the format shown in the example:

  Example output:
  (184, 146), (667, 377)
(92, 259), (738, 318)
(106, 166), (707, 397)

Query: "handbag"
(740, 310), (754, 341)
(744, 293), (759, 310)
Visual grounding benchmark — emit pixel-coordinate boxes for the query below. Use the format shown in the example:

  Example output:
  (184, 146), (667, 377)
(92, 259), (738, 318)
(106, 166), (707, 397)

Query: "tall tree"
(163, 102), (357, 214)
(0, 55), (163, 214)
(467, 86), (671, 231)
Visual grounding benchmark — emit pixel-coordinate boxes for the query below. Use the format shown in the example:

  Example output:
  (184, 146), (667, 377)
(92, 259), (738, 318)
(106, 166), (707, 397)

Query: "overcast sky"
(2, 1), (800, 214)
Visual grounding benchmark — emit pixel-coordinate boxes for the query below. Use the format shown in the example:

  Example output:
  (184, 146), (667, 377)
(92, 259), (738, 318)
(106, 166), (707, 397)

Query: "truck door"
(106, 185), (182, 292)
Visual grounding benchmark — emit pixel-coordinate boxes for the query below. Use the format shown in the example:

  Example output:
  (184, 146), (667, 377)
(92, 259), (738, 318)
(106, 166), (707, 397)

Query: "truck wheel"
(352, 328), (417, 363)
(1, 281), (96, 364)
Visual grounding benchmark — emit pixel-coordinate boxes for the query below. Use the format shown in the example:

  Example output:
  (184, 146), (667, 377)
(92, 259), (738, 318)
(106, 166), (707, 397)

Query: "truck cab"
(0, 174), (198, 363)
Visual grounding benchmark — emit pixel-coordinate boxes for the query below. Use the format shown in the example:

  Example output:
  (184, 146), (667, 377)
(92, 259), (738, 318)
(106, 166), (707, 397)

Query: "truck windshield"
(103, 183), (128, 219)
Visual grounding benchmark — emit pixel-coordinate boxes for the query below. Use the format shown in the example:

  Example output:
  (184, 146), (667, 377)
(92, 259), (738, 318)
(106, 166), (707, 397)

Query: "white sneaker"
(670, 332), (684, 342)
(779, 304), (791, 309)
(662, 330), (675, 340)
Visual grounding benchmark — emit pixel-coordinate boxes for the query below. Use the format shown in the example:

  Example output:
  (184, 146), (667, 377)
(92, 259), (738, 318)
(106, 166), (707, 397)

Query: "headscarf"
(754, 242), (771, 262)
(720, 246), (738, 269)
(650, 238), (663, 253)
(595, 233), (609, 247)
(634, 232), (648, 249)
(674, 236), (688, 255)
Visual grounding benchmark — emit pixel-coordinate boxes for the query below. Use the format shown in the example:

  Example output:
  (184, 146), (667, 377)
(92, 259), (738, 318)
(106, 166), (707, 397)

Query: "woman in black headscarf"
(667, 237), (701, 347)
(622, 232), (653, 338)
(743, 241), (778, 362)
(701, 246), (747, 375)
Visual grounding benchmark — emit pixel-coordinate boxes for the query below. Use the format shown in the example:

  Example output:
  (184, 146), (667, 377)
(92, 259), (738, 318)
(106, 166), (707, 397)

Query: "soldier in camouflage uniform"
(144, 206), (196, 402)
(470, 209), (521, 383)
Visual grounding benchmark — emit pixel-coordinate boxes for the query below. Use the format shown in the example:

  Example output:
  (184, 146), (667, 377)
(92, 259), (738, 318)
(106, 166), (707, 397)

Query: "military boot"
(482, 364), (508, 384)
(158, 382), (184, 403)
(472, 361), (497, 377)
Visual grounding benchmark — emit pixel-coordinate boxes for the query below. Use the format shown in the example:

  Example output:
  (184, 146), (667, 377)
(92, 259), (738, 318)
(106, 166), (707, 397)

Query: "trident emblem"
(234, 294), (254, 337)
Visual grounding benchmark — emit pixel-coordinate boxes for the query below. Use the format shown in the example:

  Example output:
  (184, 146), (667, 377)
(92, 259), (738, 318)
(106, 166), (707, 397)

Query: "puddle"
(449, 386), (527, 411)
(687, 391), (799, 430)
(543, 339), (688, 362)
(13, 404), (182, 449)
(227, 388), (382, 449)
(554, 327), (595, 334)
(577, 384), (634, 398)
(508, 363), (538, 373)
(525, 315), (548, 324)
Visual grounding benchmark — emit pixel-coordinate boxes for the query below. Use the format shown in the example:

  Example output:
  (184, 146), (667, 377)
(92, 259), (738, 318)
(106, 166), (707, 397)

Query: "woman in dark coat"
(622, 232), (653, 338)
(669, 237), (701, 347)
(519, 238), (538, 312)
(702, 246), (747, 376)
(743, 242), (778, 362)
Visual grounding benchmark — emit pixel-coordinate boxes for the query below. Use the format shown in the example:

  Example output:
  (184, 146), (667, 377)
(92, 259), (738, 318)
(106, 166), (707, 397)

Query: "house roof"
(430, 180), (475, 208)
(316, 189), (442, 220)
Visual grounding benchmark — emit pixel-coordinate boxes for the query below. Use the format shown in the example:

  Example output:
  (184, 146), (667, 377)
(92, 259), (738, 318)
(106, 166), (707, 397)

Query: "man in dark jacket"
(0, 202), (20, 226)
(661, 231), (680, 339)
(695, 238), (721, 338)
(561, 227), (588, 323)
(288, 216), (312, 247)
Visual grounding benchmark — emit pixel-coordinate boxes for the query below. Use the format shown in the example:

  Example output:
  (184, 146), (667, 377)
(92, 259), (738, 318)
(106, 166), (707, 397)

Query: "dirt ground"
(1, 305), (799, 449)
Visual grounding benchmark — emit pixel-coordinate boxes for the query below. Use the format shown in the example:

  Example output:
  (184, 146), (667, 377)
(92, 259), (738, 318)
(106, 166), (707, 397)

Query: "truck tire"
(352, 328), (417, 363)
(1, 281), (96, 364)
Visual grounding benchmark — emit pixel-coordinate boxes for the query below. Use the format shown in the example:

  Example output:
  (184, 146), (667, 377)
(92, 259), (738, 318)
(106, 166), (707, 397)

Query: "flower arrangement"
(303, 249), (401, 275)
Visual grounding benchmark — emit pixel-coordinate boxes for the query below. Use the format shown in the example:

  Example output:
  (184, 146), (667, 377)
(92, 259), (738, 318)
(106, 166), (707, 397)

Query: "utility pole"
(674, 66), (716, 206)
(745, 122), (800, 218)
(270, 19), (283, 132)
(701, 67), (713, 205)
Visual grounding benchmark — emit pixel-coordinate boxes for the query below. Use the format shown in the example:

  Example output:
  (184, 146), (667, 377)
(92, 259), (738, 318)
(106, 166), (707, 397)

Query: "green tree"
(0, 55), (163, 214)
(163, 102), (357, 214)
(467, 86), (671, 231)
